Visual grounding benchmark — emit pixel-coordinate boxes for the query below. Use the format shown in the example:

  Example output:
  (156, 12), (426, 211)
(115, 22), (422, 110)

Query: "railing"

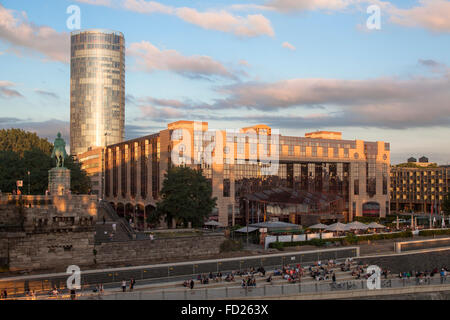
(0, 247), (358, 297)
(98, 200), (135, 240)
(82, 276), (450, 300)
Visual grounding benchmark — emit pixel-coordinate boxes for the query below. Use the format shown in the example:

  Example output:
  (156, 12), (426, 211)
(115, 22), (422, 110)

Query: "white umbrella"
(367, 222), (385, 229)
(345, 221), (369, 230)
(308, 223), (328, 230)
(326, 222), (347, 232)
(204, 220), (223, 227)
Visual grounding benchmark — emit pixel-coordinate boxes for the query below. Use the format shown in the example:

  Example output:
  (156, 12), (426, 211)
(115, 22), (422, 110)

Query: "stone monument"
(48, 132), (70, 196)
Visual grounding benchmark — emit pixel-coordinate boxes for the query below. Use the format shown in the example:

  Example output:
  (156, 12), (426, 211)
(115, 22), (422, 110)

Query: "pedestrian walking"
(332, 272), (336, 283)
(121, 279), (126, 292)
(190, 279), (194, 290)
(130, 278), (135, 291)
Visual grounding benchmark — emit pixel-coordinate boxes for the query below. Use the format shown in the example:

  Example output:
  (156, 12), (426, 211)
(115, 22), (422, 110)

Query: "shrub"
(419, 229), (450, 237)
(220, 239), (243, 252)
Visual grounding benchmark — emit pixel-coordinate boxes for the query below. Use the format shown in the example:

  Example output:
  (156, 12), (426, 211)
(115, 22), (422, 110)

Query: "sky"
(0, 0), (449, 165)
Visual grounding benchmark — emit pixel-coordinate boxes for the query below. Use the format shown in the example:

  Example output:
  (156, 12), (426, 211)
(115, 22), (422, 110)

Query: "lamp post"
(244, 198), (249, 248)
(27, 171), (30, 195)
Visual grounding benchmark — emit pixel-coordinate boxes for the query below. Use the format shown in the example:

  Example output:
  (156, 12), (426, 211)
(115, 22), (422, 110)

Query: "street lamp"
(244, 198), (249, 248)
(27, 171), (30, 195)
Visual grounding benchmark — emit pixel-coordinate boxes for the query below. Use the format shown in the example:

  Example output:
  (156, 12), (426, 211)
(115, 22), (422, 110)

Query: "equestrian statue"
(51, 132), (68, 168)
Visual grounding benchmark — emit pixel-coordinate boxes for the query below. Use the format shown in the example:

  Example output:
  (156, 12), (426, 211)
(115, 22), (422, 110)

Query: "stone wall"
(8, 231), (95, 271)
(0, 195), (98, 271)
(95, 234), (226, 266)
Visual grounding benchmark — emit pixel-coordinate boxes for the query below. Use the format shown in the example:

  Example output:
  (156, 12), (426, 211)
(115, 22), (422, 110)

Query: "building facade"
(390, 165), (450, 213)
(102, 121), (390, 230)
(78, 147), (104, 196)
(70, 29), (125, 155)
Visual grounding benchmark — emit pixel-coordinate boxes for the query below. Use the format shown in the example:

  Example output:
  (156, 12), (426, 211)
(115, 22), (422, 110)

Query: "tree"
(442, 193), (450, 215)
(156, 166), (217, 228)
(0, 129), (91, 195)
(0, 129), (52, 157)
(65, 156), (91, 194)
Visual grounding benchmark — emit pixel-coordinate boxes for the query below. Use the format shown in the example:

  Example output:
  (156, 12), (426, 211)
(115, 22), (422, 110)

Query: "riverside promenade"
(2, 245), (449, 300)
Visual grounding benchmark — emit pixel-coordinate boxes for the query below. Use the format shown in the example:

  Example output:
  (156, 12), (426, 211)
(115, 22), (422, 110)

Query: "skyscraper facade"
(70, 29), (125, 155)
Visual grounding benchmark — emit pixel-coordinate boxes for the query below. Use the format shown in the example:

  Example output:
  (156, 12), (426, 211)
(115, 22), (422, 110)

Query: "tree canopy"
(0, 129), (53, 157)
(0, 129), (90, 194)
(155, 166), (217, 228)
(442, 193), (450, 215)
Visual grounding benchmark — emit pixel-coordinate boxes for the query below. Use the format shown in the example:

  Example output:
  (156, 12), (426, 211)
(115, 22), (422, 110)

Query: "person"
(112, 223), (117, 232)
(121, 280), (126, 292)
(190, 279), (194, 290)
(103, 216), (106, 225)
(99, 283), (104, 295)
(332, 272), (336, 283)
(130, 278), (135, 291)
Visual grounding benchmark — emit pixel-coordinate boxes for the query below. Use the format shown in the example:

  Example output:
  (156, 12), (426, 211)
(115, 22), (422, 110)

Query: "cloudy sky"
(0, 0), (450, 164)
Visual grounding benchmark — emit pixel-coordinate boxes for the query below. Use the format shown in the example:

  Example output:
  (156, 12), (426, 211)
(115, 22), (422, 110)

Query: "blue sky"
(0, 0), (450, 164)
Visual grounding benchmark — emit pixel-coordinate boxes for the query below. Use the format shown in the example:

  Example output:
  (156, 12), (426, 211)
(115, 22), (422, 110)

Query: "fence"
(0, 247), (358, 297)
(79, 276), (449, 300)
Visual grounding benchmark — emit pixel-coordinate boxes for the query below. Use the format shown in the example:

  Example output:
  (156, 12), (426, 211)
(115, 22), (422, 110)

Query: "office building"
(70, 29), (125, 155)
(100, 121), (391, 229)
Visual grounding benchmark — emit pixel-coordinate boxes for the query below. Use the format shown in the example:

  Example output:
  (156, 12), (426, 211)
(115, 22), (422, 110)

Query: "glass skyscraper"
(70, 29), (125, 155)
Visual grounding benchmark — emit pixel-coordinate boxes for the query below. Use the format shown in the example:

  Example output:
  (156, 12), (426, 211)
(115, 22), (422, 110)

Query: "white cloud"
(282, 41), (296, 50)
(122, 0), (174, 14)
(175, 8), (274, 37)
(75, 0), (113, 6)
(127, 41), (236, 79)
(116, 0), (275, 37)
(0, 4), (69, 63)
(266, 0), (354, 12)
(388, 0), (450, 33)
(0, 81), (23, 98)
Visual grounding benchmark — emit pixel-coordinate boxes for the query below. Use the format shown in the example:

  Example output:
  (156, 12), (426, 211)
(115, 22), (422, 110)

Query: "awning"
(235, 226), (259, 233)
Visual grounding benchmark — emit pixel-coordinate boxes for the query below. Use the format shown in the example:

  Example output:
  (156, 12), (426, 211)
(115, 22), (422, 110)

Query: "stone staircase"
(95, 201), (136, 243)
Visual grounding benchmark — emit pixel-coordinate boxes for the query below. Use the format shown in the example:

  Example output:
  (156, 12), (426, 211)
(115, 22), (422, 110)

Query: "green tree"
(0, 129), (91, 195)
(65, 156), (91, 194)
(156, 166), (217, 228)
(0, 129), (52, 157)
(442, 193), (450, 215)
(0, 150), (22, 193)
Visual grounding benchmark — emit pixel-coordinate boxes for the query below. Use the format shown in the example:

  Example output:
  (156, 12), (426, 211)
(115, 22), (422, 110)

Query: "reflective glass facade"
(70, 29), (125, 155)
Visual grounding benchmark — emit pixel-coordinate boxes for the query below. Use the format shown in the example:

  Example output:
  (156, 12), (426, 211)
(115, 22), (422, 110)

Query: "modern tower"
(70, 29), (125, 155)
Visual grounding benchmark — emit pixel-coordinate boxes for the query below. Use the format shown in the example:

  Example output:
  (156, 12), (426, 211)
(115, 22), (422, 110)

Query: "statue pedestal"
(48, 167), (71, 196)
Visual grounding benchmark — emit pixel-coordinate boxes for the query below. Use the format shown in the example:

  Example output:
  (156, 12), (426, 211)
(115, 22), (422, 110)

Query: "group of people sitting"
(241, 276), (257, 288)
(399, 266), (448, 281)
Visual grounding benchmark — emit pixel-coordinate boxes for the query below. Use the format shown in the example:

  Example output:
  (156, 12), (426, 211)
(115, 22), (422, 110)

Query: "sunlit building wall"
(102, 121), (391, 229)
(70, 29), (125, 155)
